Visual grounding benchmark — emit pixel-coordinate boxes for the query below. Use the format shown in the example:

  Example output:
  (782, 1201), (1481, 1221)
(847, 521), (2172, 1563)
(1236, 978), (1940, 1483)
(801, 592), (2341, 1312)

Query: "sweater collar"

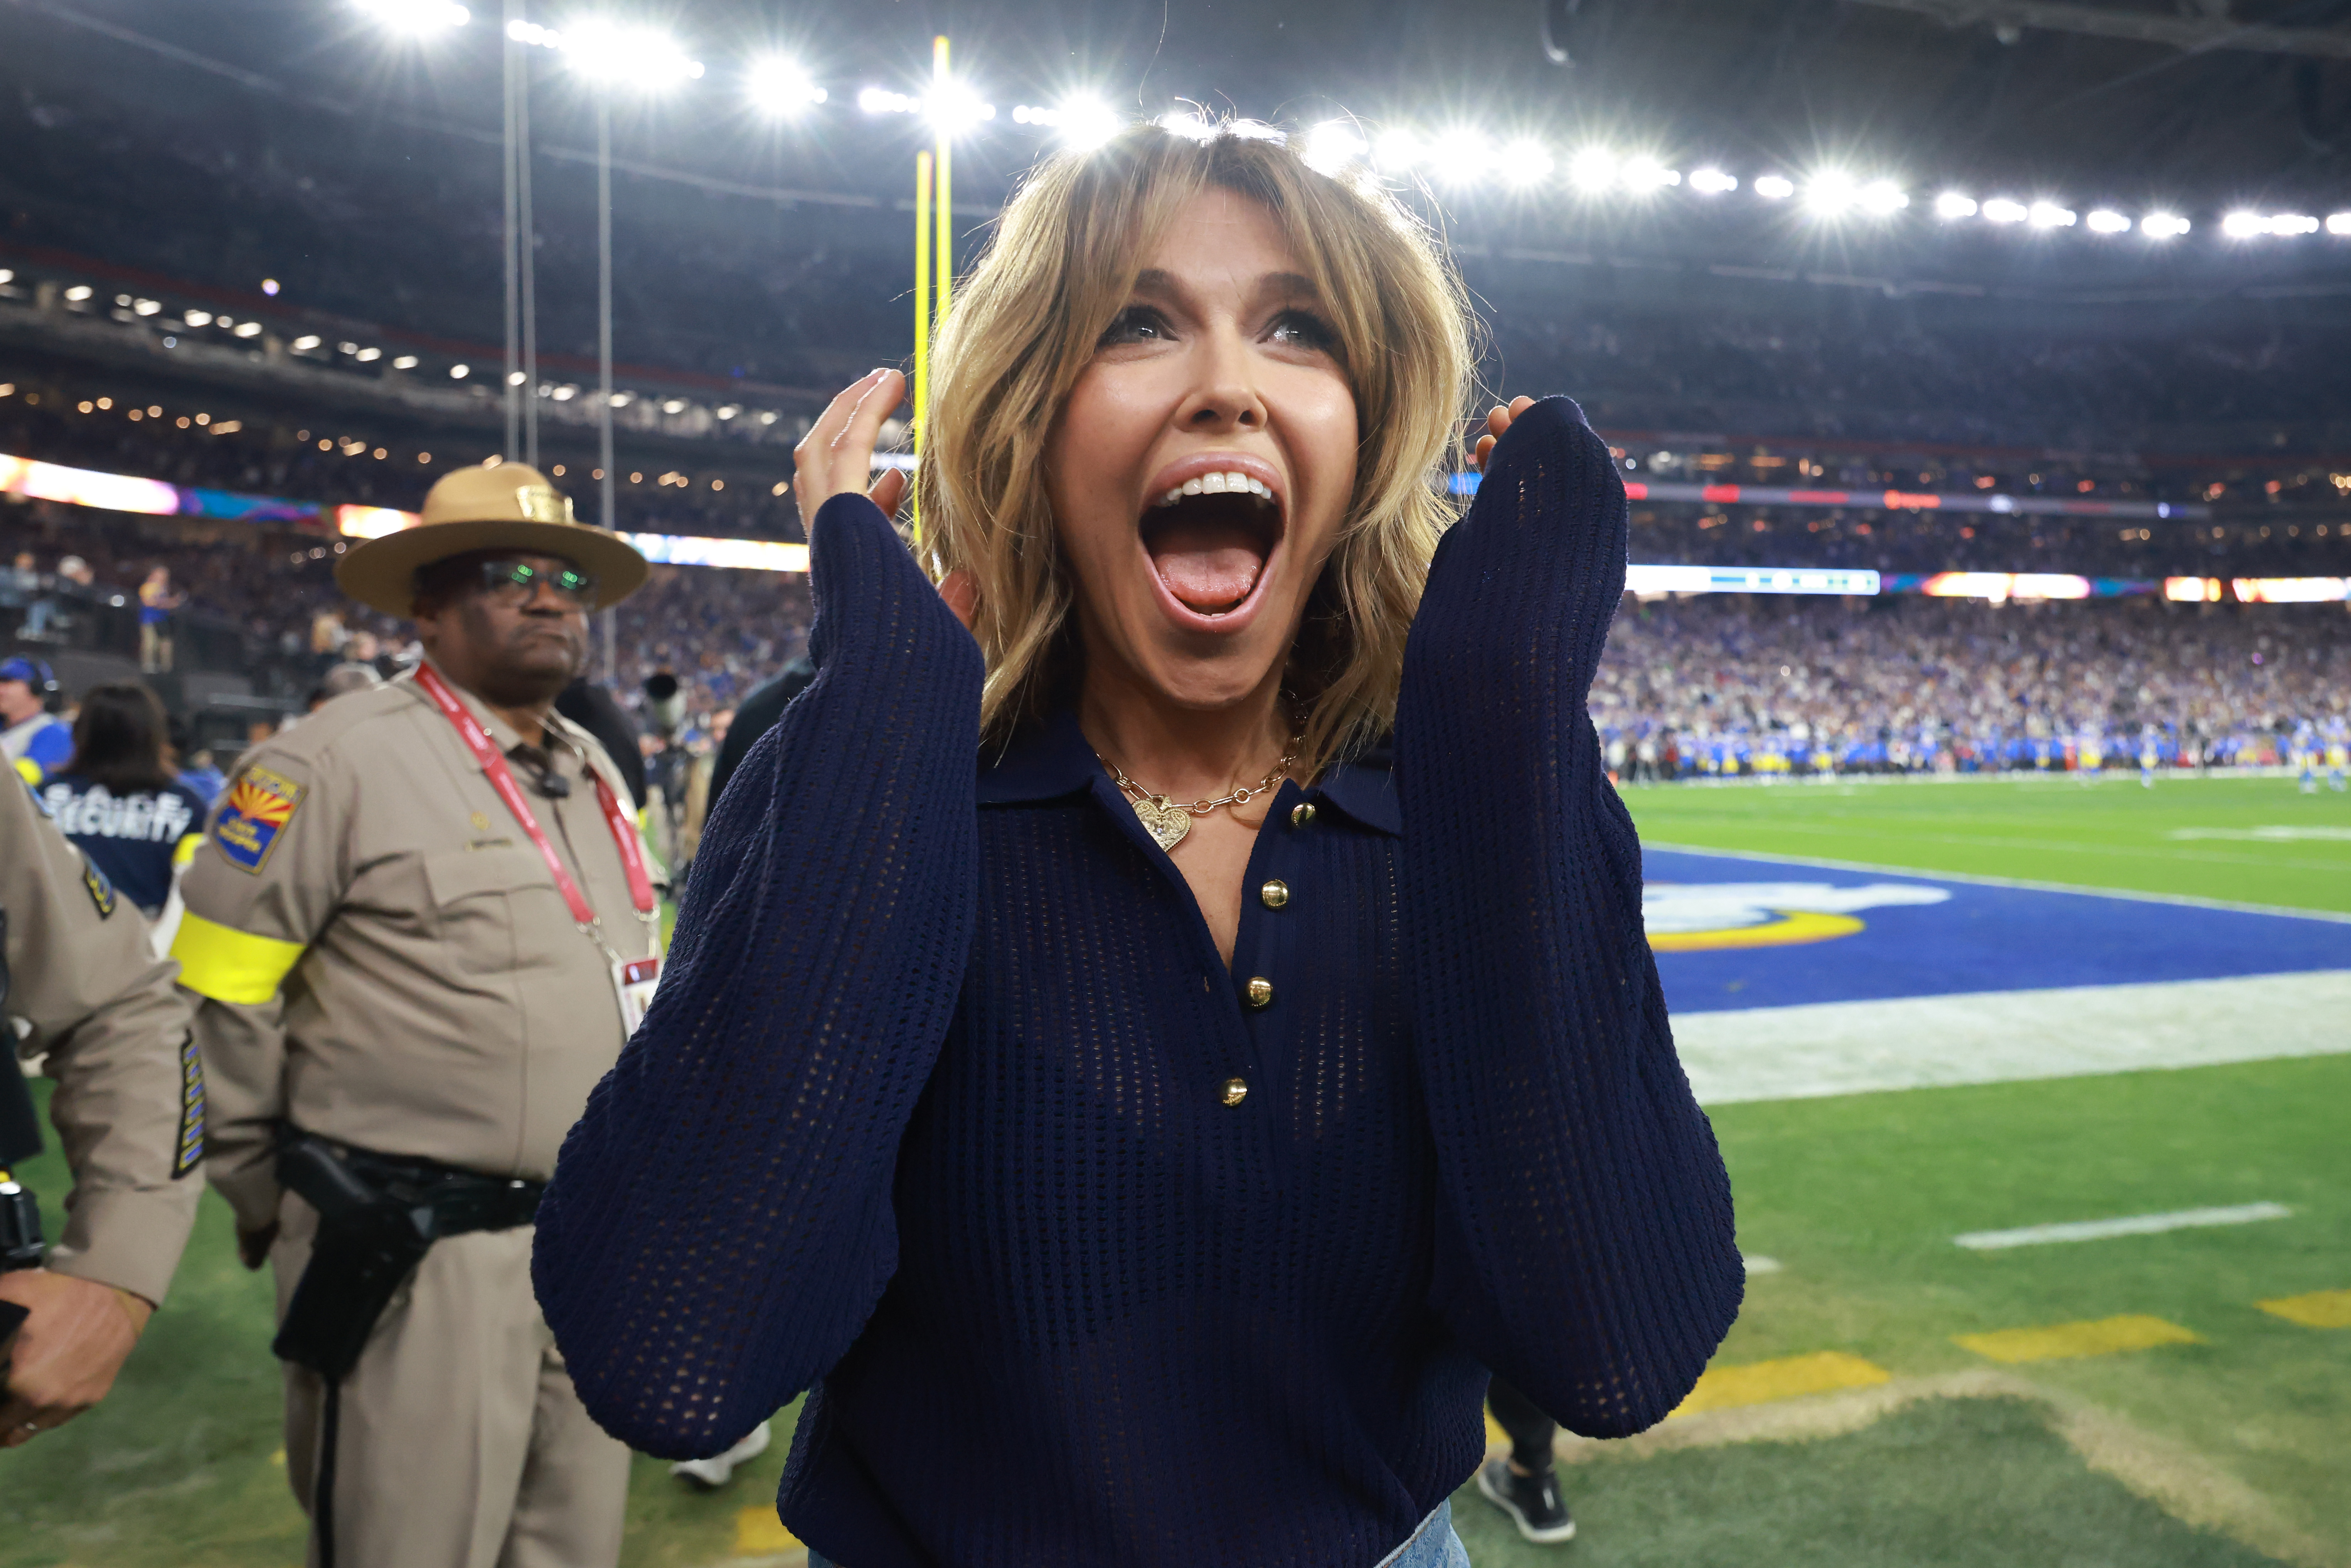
(978, 707), (1399, 837)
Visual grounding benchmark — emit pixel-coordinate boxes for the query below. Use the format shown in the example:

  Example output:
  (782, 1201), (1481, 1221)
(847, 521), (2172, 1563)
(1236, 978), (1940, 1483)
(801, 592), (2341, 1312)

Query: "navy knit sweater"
(534, 397), (1741, 1567)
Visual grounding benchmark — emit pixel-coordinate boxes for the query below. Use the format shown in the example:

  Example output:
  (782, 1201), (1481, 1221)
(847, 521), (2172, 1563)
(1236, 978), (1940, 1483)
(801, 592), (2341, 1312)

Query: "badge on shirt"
(613, 954), (661, 1036)
(173, 1031), (206, 1178)
(213, 766), (305, 874)
(79, 853), (116, 918)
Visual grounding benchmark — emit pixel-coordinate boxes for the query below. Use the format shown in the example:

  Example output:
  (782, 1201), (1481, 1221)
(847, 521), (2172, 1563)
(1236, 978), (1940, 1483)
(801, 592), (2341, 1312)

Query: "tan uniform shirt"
(173, 662), (657, 1234)
(2, 775), (203, 1304)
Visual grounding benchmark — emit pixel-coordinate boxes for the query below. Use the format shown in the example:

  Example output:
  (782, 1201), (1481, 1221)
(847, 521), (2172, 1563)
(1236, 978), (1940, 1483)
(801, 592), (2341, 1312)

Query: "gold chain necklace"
(1096, 738), (1302, 851)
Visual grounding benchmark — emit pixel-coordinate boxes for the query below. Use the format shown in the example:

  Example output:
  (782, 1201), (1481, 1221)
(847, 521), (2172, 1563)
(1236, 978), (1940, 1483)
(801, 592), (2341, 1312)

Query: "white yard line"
(1676, 969), (2351, 1104)
(1953, 1203), (2292, 1251)
(1643, 839), (2351, 925)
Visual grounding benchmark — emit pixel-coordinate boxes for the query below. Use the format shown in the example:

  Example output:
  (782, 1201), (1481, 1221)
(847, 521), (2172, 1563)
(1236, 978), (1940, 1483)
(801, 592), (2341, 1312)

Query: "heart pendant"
(1132, 795), (1192, 851)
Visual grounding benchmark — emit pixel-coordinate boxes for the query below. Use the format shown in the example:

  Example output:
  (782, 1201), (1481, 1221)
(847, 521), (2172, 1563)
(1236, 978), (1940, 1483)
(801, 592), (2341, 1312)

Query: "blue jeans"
(804, 1500), (1470, 1568)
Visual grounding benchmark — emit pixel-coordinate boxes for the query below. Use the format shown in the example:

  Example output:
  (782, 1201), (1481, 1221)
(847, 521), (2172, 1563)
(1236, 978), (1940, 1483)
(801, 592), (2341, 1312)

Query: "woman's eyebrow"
(1128, 268), (1324, 309)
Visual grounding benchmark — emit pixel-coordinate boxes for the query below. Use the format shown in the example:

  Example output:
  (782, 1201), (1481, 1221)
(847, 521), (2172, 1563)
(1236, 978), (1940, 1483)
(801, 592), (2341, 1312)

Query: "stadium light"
(1804, 170), (1858, 216)
(2268, 212), (2319, 235)
(1017, 98), (1125, 151)
(2141, 211), (2190, 238)
(450, 363), (470, 378)
(859, 87), (918, 115)
(2221, 210), (2267, 238)
(1859, 179), (1908, 215)
(1982, 197), (2028, 224)
(746, 58), (826, 117)
(1567, 147), (1618, 192)
(927, 79), (996, 136)
(1157, 110), (1215, 143)
(1688, 167), (1738, 194)
(356, 0), (470, 33)
(1300, 119), (1369, 174)
(1497, 138), (1557, 188)
(2086, 208), (2130, 234)
(2028, 201), (2075, 228)
(1425, 129), (1493, 185)
(1372, 128), (1424, 171)
(2329, 212), (2351, 235)
(559, 22), (704, 87)
(1934, 192), (1978, 220)
(1623, 158), (1681, 192)
(1753, 173), (1795, 200)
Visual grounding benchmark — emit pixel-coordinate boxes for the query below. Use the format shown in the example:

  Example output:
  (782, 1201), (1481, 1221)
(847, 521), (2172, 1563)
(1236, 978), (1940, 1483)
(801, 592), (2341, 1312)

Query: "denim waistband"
(805, 1496), (1469, 1568)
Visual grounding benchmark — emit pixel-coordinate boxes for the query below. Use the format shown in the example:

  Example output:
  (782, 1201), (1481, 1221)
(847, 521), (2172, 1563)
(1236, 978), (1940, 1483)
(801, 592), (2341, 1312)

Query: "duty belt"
(271, 1128), (544, 1383)
(271, 1128), (547, 1568)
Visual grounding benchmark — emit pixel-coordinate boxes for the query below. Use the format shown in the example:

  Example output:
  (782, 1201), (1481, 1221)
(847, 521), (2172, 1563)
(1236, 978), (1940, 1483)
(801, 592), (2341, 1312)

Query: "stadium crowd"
(13, 482), (2349, 784)
(1626, 505), (2351, 579)
(1595, 595), (2351, 776)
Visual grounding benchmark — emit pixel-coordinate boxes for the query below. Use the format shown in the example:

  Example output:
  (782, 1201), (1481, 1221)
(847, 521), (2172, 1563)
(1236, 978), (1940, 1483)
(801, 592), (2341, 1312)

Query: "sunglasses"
(478, 559), (597, 607)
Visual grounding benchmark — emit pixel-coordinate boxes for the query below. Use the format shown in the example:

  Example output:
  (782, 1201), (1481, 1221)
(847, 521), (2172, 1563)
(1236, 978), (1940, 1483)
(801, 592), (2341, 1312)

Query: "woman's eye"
(1270, 310), (1338, 351)
(1099, 307), (1169, 346)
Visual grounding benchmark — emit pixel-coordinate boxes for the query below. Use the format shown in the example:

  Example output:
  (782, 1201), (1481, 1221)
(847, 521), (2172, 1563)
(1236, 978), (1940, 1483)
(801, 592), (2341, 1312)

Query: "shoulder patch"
(212, 765), (306, 874)
(173, 1031), (205, 1177)
(79, 853), (116, 918)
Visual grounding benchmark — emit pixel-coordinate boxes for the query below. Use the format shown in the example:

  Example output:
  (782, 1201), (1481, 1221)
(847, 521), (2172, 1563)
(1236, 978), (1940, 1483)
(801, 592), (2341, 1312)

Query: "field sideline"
(3, 773), (2344, 1567)
(1621, 771), (2351, 915)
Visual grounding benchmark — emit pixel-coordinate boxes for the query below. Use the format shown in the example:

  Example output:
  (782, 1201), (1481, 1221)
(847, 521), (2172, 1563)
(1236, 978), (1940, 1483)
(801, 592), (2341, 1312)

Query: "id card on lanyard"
(414, 664), (663, 1034)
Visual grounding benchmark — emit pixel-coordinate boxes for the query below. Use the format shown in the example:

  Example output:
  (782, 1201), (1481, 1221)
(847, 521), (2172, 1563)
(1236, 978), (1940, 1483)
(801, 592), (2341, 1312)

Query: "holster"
(270, 1130), (544, 1383)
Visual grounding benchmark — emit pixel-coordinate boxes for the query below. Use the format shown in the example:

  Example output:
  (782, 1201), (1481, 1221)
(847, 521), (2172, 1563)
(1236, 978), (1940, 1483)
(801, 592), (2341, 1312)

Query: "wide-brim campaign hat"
(334, 462), (648, 616)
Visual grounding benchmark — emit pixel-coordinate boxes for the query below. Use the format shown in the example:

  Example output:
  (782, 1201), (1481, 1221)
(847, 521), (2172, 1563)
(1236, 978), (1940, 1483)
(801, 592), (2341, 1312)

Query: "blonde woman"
(537, 121), (1740, 1567)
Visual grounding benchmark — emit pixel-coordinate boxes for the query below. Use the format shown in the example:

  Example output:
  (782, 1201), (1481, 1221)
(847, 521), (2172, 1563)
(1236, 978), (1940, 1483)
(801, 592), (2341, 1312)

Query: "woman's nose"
(1179, 334), (1268, 431)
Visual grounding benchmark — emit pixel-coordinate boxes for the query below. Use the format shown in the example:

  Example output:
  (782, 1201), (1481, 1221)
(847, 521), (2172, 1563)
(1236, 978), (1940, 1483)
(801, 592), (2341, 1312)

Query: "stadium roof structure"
(5, 0), (2351, 469)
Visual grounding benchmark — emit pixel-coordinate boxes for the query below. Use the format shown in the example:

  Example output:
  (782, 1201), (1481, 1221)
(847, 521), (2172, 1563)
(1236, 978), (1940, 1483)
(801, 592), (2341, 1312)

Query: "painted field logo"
(212, 766), (304, 874)
(1645, 881), (1951, 951)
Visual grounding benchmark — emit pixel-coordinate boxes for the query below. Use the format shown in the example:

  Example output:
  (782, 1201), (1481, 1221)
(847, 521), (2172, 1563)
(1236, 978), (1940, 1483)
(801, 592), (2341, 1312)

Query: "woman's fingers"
(1469, 397), (1539, 471)
(938, 569), (978, 633)
(793, 369), (904, 535)
(867, 467), (908, 520)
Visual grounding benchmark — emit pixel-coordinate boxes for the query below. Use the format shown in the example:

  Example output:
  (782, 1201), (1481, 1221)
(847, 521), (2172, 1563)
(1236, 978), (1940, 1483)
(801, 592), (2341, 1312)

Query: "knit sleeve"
(1396, 396), (1743, 1439)
(533, 492), (982, 1460)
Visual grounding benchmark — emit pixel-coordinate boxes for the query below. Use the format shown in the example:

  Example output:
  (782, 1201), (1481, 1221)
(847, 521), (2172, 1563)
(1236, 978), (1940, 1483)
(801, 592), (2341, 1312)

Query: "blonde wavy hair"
(918, 118), (1475, 779)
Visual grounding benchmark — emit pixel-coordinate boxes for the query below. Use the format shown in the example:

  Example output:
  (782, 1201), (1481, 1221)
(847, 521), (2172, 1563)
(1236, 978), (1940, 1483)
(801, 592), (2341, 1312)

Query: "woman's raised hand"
(794, 368), (911, 537)
(792, 367), (977, 633)
(1469, 396), (1537, 473)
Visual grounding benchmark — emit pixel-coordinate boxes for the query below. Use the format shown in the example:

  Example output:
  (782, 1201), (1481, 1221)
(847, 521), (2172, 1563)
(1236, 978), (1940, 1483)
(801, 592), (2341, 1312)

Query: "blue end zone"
(1644, 847), (2351, 1013)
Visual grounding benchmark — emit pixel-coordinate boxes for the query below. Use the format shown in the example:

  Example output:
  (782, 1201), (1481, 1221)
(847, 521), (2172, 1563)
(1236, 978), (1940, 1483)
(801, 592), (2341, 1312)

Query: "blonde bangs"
(918, 120), (1474, 778)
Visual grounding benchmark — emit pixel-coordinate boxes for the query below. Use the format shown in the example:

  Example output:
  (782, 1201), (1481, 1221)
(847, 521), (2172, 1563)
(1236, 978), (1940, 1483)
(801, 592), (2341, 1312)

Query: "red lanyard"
(413, 663), (655, 927)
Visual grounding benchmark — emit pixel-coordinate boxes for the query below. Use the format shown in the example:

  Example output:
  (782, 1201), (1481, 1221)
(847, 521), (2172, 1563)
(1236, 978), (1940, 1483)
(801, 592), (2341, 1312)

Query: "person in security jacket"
(1, 770), (203, 1447)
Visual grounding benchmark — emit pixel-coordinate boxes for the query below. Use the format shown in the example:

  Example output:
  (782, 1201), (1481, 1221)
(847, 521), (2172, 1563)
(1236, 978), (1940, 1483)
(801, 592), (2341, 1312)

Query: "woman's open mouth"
(1140, 469), (1285, 618)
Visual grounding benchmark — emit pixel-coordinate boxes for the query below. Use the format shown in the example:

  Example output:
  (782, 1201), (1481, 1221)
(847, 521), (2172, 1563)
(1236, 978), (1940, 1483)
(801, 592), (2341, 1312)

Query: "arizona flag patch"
(213, 766), (304, 874)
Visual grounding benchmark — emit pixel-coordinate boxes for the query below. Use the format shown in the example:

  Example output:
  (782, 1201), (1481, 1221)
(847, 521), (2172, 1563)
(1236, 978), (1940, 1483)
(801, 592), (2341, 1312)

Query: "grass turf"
(1622, 773), (2351, 915)
(6, 778), (2345, 1566)
(1450, 1397), (2284, 1568)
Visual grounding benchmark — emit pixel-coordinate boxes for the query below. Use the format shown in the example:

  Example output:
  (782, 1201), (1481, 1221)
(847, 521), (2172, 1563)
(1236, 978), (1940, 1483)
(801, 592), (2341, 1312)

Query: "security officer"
(172, 464), (655, 1568)
(2, 771), (204, 1446)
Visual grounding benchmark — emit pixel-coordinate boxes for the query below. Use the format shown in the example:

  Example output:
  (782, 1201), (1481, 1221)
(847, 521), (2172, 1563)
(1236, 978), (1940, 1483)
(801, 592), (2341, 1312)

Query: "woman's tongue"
(1148, 517), (1266, 614)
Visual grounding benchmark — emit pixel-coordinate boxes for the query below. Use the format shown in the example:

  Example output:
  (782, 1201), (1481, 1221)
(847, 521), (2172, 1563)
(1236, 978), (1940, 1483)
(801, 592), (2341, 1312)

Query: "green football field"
(4, 774), (2345, 1568)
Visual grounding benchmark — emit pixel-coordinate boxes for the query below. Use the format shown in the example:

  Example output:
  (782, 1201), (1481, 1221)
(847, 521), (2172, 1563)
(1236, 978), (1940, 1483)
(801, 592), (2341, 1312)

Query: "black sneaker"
(1476, 1457), (1577, 1543)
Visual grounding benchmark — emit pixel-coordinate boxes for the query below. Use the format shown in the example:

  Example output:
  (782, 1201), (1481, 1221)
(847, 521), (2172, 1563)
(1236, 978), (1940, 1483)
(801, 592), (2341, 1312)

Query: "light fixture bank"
(352, 5), (2346, 240)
